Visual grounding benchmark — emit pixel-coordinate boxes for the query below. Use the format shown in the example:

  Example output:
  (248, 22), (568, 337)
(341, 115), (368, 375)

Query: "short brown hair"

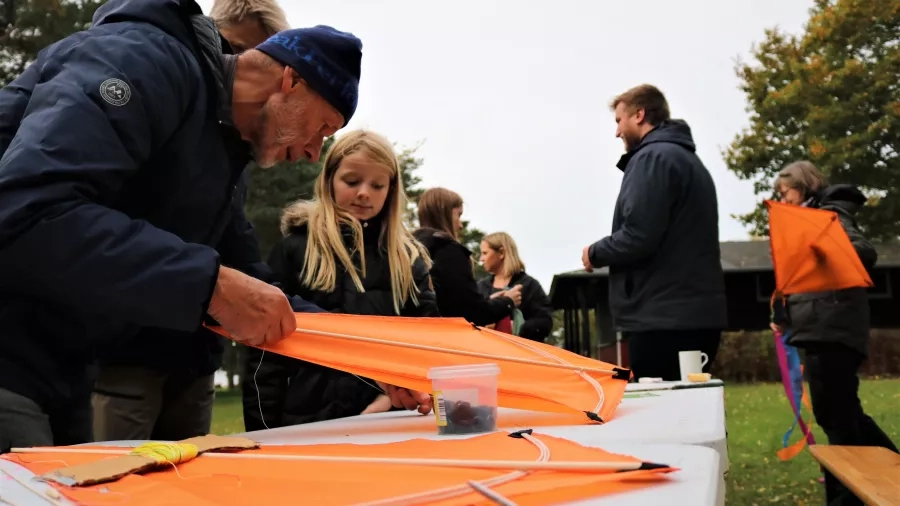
(610, 84), (670, 126)
(418, 187), (463, 240)
(775, 160), (828, 199)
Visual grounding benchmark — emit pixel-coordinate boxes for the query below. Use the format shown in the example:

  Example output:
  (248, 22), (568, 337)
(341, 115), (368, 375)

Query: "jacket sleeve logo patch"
(99, 78), (131, 106)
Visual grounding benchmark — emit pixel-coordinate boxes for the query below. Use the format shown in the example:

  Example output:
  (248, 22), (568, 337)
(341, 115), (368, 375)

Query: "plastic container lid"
(427, 363), (500, 380)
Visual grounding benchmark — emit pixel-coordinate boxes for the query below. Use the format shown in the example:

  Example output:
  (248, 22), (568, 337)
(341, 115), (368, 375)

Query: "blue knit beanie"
(256, 26), (363, 126)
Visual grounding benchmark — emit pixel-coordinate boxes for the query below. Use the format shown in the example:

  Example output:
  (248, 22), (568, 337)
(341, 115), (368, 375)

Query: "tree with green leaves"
(724, 0), (900, 240)
(1, 0), (105, 86)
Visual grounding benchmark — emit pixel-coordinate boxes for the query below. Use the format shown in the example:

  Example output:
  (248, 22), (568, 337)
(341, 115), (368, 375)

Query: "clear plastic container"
(427, 363), (500, 435)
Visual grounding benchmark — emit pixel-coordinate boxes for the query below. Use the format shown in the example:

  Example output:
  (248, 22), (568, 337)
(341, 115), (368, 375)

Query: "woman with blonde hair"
(413, 188), (522, 326)
(242, 130), (438, 430)
(771, 160), (898, 505)
(478, 232), (553, 342)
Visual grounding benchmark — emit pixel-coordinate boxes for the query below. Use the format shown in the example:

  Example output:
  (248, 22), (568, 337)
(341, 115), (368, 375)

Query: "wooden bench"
(808, 445), (900, 506)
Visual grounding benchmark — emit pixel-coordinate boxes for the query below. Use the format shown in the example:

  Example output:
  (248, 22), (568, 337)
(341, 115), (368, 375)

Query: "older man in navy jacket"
(0, 0), (432, 449)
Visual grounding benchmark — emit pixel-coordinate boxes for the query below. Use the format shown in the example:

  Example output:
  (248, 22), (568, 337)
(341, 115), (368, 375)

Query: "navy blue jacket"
(588, 120), (727, 332)
(0, 0), (318, 411)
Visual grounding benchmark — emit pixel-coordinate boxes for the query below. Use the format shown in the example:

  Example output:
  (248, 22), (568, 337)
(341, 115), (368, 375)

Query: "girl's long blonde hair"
(280, 129), (431, 314)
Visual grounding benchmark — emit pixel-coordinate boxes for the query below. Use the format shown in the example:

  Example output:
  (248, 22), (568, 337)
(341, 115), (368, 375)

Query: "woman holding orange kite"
(769, 160), (898, 506)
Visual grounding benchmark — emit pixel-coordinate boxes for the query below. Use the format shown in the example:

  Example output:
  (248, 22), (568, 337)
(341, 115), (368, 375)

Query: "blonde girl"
(243, 130), (437, 430)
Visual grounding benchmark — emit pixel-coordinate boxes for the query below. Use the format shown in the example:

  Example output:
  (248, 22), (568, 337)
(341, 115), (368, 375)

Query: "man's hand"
(582, 246), (593, 272)
(207, 266), (296, 347)
(770, 322), (783, 334)
(377, 382), (432, 414)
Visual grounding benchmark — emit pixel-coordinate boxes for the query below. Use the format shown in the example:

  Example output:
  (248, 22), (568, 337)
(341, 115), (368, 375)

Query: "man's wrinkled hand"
(377, 382), (432, 414)
(582, 246), (593, 272)
(207, 266), (295, 348)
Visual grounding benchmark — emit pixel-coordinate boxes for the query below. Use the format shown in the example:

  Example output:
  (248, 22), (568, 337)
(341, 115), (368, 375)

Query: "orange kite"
(766, 199), (873, 295)
(211, 314), (631, 423)
(3, 432), (677, 506)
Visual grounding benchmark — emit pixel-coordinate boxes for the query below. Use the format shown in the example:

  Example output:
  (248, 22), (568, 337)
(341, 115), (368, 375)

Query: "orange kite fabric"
(3, 433), (677, 505)
(766, 199), (873, 295)
(212, 314), (630, 422)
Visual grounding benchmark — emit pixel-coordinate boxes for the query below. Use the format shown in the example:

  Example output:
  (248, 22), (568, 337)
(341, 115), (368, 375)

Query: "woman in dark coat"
(477, 232), (553, 342)
(771, 160), (898, 506)
(412, 187), (522, 326)
(242, 130), (438, 431)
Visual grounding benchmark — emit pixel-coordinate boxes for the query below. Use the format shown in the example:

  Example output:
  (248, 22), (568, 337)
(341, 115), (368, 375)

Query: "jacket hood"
(412, 227), (462, 254)
(93, 0), (230, 124)
(281, 201), (315, 235)
(815, 184), (868, 215)
(617, 119), (696, 171)
(93, 0), (200, 49)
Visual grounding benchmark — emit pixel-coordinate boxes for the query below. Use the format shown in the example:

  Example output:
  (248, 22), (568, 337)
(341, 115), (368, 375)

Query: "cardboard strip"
(37, 435), (259, 487)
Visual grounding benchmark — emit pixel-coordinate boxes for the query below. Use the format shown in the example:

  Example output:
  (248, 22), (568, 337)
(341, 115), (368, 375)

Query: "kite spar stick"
(287, 327), (620, 376)
(467, 480), (517, 506)
(10, 447), (669, 473)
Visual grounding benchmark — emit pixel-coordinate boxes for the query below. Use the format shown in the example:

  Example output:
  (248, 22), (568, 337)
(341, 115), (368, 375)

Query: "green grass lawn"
(211, 379), (900, 506)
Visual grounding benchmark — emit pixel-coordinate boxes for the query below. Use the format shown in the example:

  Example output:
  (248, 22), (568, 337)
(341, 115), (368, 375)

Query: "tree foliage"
(0, 0), (104, 86)
(724, 0), (900, 239)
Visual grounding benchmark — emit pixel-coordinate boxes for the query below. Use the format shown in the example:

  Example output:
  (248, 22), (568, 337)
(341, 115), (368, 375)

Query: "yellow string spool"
(129, 442), (199, 465)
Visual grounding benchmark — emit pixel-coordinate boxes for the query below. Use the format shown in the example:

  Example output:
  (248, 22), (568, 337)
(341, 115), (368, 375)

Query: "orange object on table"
(211, 314), (631, 423)
(4, 432), (677, 505)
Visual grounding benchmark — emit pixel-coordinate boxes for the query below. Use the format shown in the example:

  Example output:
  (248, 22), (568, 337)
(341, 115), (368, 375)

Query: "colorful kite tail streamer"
(774, 329), (817, 460)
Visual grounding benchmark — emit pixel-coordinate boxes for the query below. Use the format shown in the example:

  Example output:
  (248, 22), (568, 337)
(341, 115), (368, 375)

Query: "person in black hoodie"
(478, 232), (553, 342)
(583, 84), (727, 381)
(242, 130), (438, 431)
(770, 160), (898, 506)
(413, 187), (522, 327)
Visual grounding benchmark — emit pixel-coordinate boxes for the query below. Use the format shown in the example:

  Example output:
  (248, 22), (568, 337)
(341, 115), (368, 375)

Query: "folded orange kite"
(4, 432), (676, 505)
(211, 314), (631, 423)
(766, 199), (873, 295)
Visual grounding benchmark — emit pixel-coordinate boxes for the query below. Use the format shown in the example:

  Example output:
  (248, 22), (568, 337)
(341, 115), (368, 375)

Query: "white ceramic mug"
(678, 350), (709, 381)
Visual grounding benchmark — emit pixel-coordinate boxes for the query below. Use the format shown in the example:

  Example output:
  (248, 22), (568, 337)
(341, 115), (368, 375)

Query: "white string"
(351, 432), (549, 506)
(486, 329), (606, 416)
(254, 347), (386, 431)
(253, 349), (270, 430)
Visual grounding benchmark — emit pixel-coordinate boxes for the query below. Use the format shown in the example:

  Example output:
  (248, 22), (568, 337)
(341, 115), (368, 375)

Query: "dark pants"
(91, 365), (215, 442)
(0, 387), (93, 449)
(624, 329), (721, 381)
(804, 342), (899, 506)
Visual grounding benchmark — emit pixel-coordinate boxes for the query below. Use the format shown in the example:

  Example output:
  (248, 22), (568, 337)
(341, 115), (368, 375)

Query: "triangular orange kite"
(765, 199), (873, 295)
(211, 314), (630, 423)
(3, 432), (677, 505)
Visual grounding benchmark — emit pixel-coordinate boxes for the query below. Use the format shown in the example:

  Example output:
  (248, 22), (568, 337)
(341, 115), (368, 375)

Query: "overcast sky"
(198, 0), (815, 291)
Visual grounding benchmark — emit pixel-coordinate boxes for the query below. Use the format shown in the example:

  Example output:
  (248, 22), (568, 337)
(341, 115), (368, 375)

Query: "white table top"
(239, 383), (726, 448)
